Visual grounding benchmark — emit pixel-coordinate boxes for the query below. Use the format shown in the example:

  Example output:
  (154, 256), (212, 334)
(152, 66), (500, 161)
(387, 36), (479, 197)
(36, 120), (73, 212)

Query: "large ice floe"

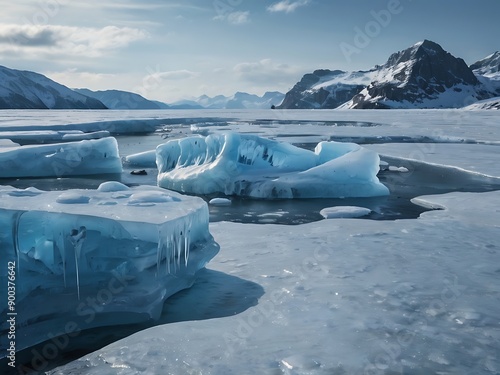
(0, 182), (219, 352)
(156, 132), (389, 198)
(0, 137), (122, 178)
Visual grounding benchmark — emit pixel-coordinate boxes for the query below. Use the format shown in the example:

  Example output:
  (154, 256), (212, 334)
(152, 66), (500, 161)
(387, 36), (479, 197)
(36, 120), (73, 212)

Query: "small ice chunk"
(209, 198), (232, 206)
(124, 150), (157, 168)
(98, 181), (130, 192)
(320, 206), (371, 219)
(389, 166), (409, 173)
(56, 192), (90, 204)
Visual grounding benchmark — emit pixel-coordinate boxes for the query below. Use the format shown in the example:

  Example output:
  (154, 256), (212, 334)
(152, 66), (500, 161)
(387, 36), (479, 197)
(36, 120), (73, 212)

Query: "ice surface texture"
(0, 137), (122, 178)
(0, 183), (219, 352)
(156, 132), (389, 198)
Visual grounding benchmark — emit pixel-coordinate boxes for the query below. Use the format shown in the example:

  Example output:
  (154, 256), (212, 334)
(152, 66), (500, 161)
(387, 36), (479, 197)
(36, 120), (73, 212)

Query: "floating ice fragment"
(156, 132), (389, 199)
(0, 184), (219, 352)
(209, 198), (232, 206)
(389, 166), (410, 172)
(0, 137), (123, 178)
(320, 206), (371, 219)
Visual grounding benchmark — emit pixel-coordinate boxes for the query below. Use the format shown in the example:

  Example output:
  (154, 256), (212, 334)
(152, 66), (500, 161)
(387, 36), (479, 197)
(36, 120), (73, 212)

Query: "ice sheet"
(49, 190), (500, 375)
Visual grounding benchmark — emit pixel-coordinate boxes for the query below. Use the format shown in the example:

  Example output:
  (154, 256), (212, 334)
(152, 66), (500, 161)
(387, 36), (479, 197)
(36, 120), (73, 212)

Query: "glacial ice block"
(156, 132), (389, 198)
(0, 137), (122, 178)
(0, 183), (219, 352)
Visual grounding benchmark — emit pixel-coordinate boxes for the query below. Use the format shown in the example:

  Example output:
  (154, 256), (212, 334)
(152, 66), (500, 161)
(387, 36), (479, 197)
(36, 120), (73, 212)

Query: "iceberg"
(0, 182), (219, 352)
(0, 137), (122, 178)
(156, 132), (389, 198)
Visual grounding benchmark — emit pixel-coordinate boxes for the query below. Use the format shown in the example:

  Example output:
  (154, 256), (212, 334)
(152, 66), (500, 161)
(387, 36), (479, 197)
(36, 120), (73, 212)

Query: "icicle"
(70, 226), (86, 300)
(54, 230), (66, 288)
(176, 230), (182, 269)
(184, 225), (190, 267)
(166, 234), (171, 275)
(156, 229), (163, 278)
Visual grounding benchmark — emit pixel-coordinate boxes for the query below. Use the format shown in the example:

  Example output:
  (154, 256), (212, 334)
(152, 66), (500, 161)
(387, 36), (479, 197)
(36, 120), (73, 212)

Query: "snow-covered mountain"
(75, 89), (169, 110)
(470, 51), (500, 77)
(278, 69), (368, 109)
(470, 51), (500, 98)
(172, 91), (285, 109)
(280, 40), (499, 109)
(463, 97), (500, 110)
(0, 65), (107, 109)
(347, 40), (491, 109)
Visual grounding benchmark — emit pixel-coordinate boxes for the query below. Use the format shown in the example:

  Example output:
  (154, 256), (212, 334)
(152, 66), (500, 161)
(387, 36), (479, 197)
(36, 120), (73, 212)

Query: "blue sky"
(1, 0), (498, 102)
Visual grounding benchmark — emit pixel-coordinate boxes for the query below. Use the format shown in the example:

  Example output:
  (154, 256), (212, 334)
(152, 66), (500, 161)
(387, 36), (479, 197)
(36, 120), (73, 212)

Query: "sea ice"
(156, 132), (389, 198)
(209, 198), (232, 206)
(49, 190), (500, 375)
(320, 206), (371, 219)
(0, 137), (123, 178)
(0, 183), (219, 352)
(0, 130), (109, 145)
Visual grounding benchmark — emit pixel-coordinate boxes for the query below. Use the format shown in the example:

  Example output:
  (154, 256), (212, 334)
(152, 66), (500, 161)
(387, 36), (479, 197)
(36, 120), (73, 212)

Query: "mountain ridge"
(0, 65), (107, 109)
(279, 40), (499, 109)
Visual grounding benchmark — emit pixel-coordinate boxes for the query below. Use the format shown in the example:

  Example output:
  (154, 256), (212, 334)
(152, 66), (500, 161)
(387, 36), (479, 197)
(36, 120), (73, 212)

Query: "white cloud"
(45, 69), (117, 89)
(233, 59), (302, 85)
(0, 24), (148, 58)
(145, 69), (199, 81)
(214, 11), (250, 25)
(267, 0), (310, 13)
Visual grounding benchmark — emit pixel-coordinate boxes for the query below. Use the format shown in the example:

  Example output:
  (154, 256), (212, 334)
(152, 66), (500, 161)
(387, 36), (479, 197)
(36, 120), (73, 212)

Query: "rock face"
(470, 51), (500, 76)
(348, 40), (487, 109)
(277, 69), (366, 109)
(280, 40), (500, 109)
(470, 51), (500, 98)
(75, 89), (168, 110)
(0, 65), (107, 109)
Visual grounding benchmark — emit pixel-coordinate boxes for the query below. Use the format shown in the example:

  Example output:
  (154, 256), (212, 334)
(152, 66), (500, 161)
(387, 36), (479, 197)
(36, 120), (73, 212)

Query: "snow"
(463, 97), (500, 110)
(0, 137), (123, 178)
(49, 190), (500, 375)
(319, 206), (371, 218)
(157, 132), (389, 198)
(0, 183), (219, 352)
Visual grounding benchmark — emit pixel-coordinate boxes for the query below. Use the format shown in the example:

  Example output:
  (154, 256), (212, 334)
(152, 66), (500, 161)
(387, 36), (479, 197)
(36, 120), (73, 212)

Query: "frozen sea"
(1, 109), (500, 374)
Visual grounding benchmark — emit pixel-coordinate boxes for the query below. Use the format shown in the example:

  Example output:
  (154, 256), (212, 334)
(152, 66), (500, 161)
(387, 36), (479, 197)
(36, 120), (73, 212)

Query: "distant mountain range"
(278, 40), (500, 109)
(0, 66), (106, 109)
(171, 91), (285, 110)
(1, 41), (499, 110)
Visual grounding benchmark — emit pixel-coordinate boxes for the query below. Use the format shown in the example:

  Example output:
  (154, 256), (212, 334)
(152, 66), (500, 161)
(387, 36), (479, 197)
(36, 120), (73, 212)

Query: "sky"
(0, 0), (499, 103)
